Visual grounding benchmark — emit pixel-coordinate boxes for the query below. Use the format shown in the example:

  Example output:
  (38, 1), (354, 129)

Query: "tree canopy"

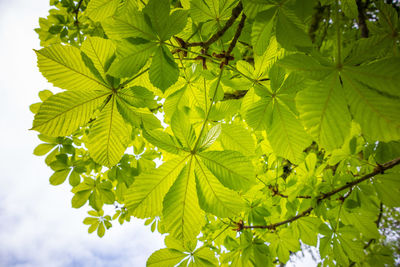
(31, 0), (400, 266)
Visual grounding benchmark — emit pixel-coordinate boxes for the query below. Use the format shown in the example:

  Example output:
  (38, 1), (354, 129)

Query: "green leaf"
(117, 86), (157, 108)
(341, 71), (400, 141)
(35, 45), (110, 91)
(149, 45), (179, 92)
(143, 128), (185, 155)
(49, 169), (71, 185)
(108, 39), (157, 78)
(143, 0), (171, 40)
(125, 157), (187, 218)
(171, 111), (196, 150)
(277, 54), (333, 80)
(97, 222), (106, 237)
(81, 37), (116, 79)
(190, 0), (235, 23)
(147, 248), (187, 267)
(32, 90), (109, 136)
(87, 97), (131, 167)
(374, 169), (400, 207)
(296, 73), (351, 150)
(71, 190), (92, 208)
(116, 100), (161, 129)
(219, 123), (255, 156)
(163, 161), (204, 241)
(163, 10), (189, 40)
(276, 8), (312, 50)
(102, 8), (156, 40)
(195, 158), (245, 217)
(199, 150), (255, 191)
(343, 58), (400, 97)
(245, 98), (274, 131)
(33, 143), (56, 156)
(267, 102), (312, 163)
(294, 217), (321, 246)
(86, 0), (119, 21)
(251, 8), (277, 56)
(197, 124), (221, 151)
(341, 0), (358, 19)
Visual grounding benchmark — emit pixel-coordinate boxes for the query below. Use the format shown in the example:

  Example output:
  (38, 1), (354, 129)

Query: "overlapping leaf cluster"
(31, 0), (400, 266)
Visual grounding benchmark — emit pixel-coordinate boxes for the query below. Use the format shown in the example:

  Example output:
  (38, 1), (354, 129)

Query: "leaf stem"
(192, 68), (224, 151)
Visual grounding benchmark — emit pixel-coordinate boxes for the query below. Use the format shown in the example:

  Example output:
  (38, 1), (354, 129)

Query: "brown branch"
(239, 157), (400, 230)
(243, 207), (313, 230)
(356, 0), (369, 38)
(187, 2), (243, 48)
(227, 13), (246, 56)
(74, 0), (84, 24)
(223, 90), (248, 100)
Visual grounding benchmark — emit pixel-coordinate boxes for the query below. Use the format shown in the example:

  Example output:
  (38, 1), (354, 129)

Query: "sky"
(0, 1), (164, 266)
(0, 1), (315, 266)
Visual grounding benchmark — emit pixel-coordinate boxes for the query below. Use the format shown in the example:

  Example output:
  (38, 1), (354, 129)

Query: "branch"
(74, 0), (84, 24)
(187, 2), (243, 48)
(356, 0), (369, 38)
(239, 157), (400, 230)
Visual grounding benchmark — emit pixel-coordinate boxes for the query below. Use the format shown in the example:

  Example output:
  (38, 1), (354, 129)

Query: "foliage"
(31, 0), (400, 266)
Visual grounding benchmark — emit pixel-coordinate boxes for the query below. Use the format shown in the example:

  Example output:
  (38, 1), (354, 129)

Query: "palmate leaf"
(163, 161), (204, 242)
(194, 158), (245, 217)
(125, 157), (187, 218)
(149, 45), (179, 92)
(81, 37), (116, 79)
(245, 98), (274, 131)
(190, 0), (236, 23)
(251, 7), (276, 55)
(296, 73), (351, 151)
(341, 71), (400, 141)
(35, 44), (110, 91)
(268, 101), (312, 164)
(86, 0), (120, 22)
(199, 150), (255, 191)
(102, 8), (156, 40)
(116, 97), (161, 130)
(142, 128), (186, 155)
(275, 7), (312, 50)
(32, 90), (109, 136)
(107, 39), (157, 78)
(277, 54), (333, 80)
(219, 123), (255, 156)
(342, 58), (400, 97)
(87, 97), (131, 167)
(171, 111), (197, 150)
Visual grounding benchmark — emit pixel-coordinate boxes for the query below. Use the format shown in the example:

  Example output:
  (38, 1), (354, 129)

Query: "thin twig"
(240, 157), (400, 230)
(187, 2), (243, 48)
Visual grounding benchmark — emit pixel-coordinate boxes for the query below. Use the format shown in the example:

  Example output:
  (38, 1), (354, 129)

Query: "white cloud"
(0, 1), (164, 266)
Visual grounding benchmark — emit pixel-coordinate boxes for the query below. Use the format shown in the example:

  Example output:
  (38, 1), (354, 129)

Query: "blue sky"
(0, 1), (316, 266)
